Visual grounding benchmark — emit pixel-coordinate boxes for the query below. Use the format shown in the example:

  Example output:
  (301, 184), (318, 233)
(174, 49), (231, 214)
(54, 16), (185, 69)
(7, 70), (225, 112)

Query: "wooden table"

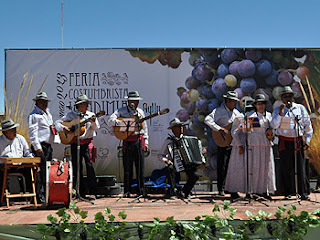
(0, 157), (41, 208)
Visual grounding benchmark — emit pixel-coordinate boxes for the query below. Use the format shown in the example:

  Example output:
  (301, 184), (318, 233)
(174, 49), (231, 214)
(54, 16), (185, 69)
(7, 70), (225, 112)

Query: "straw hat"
(0, 119), (20, 132)
(124, 91), (143, 100)
(254, 94), (268, 104)
(223, 91), (240, 101)
(32, 92), (51, 102)
(168, 118), (185, 129)
(75, 94), (91, 105)
(281, 86), (297, 97)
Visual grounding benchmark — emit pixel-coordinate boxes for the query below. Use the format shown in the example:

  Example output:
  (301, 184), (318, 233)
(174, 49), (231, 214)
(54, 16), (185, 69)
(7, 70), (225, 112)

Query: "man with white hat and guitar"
(108, 90), (149, 198)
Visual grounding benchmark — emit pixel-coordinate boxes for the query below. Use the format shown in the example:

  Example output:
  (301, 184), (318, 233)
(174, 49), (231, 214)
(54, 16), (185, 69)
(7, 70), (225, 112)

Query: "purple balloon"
(256, 59), (272, 77)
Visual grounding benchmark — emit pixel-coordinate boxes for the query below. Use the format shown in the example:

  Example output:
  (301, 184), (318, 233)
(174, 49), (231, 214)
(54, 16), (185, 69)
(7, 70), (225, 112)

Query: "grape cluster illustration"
(176, 49), (312, 180)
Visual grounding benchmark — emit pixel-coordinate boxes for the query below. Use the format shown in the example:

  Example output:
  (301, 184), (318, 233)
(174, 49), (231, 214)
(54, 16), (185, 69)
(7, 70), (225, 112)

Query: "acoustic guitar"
(59, 110), (106, 145)
(113, 108), (170, 140)
(211, 123), (233, 147)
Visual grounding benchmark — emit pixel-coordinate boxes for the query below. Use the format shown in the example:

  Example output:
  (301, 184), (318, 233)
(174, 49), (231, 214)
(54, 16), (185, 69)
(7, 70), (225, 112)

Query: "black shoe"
(231, 192), (240, 199)
(301, 194), (310, 200)
(218, 190), (225, 196)
(262, 193), (272, 201)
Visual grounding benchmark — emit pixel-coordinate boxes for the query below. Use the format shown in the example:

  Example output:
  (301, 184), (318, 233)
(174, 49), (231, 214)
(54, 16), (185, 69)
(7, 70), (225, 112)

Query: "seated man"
(0, 119), (34, 195)
(0, 119), (33, 157)
(157, 118), (205, 198)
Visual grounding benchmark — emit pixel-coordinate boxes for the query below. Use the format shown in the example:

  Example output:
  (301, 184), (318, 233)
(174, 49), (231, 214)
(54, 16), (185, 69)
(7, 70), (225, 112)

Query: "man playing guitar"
(55, 94), (99, 199)
(108, 91), (149, 198)
(204, 91), (241, 198)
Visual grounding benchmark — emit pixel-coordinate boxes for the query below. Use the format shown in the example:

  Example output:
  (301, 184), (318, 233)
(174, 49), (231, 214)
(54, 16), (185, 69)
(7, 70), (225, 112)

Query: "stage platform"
(0, 190), (320, 225)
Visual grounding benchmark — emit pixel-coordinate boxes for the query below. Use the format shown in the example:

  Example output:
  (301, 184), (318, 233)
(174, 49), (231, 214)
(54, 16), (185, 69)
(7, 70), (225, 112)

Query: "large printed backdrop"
(5, 48), (320, 181)
(5, 49), (192, 180)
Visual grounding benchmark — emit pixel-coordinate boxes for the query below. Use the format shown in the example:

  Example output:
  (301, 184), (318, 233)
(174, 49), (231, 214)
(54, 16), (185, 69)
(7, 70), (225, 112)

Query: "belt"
(278, 135), (303, 152)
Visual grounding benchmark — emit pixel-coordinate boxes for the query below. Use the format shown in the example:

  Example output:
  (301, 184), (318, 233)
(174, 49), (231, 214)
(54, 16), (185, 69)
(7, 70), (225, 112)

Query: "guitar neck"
(139, 111), (160, 123)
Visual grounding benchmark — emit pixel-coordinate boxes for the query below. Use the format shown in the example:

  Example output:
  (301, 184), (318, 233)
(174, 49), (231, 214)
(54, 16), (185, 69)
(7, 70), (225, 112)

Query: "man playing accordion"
(157, 118), (205, 198)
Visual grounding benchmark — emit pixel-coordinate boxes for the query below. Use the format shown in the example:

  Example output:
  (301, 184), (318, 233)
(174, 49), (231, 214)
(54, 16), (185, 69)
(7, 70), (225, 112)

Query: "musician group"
(0, 85), (314, 205)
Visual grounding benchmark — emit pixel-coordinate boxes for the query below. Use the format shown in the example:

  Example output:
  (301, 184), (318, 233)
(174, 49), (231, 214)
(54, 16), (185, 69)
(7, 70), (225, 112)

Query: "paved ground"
(0, 191), (320, 225)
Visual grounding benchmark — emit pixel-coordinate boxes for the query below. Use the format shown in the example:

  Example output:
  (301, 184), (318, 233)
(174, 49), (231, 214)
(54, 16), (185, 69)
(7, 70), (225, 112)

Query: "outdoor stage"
(1, 189), (320, 225)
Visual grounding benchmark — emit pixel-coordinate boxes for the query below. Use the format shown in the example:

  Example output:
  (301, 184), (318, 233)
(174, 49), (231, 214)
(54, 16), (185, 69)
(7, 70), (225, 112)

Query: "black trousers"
(123, 140), (145, 195)
(166, 165), (199, 197)
(217, 145), (232, 192)
(278, 139), (310, 196)
(71, 143), (96, 196)
(31, 142), (53, 199)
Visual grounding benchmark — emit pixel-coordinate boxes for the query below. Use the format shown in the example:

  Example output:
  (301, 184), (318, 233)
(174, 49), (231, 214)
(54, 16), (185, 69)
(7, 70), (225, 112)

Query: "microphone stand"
(73, 112), (94, 205)
(129, 108), (148, 203)
(232, 115), (269, 207)
(283, 104), (318, 205)
(116, 116), (135, 201)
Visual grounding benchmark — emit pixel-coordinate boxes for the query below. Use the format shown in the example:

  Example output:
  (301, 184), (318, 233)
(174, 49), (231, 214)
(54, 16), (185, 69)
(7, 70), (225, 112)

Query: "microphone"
(130, 102), (136, 109)
(286, 101), (292, 109)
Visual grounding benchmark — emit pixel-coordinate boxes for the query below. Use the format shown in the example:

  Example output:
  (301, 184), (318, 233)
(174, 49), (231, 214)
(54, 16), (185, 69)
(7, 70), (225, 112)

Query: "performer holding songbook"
(55, 94), (99, 198)
(225, 94), (276, 198)
(270, 86), (313, 200)
(204, 91), (242, 198)
(28, 92), (54, 203)
(157, 118), (205, 198)
(108, 91), (149, 198)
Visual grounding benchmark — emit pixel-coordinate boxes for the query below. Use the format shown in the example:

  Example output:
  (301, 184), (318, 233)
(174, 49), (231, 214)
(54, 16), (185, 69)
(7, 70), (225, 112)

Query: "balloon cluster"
(176, 49), (310, 180)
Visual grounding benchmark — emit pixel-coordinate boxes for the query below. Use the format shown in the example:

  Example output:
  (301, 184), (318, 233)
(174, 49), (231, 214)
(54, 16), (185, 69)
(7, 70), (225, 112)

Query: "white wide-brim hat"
(0, 119), (20, 132)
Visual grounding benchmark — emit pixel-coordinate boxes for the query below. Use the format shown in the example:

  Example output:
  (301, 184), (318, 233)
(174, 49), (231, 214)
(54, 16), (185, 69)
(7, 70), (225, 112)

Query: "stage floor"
(1, 191), (320, 225)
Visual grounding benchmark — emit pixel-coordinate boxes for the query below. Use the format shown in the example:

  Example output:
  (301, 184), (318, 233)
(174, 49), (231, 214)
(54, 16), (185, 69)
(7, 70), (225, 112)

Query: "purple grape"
(245, 49), (262, 62)
(185, 102), (196, 114)
(211, 78), (228, 98)
(216, 63), (229, 78)
(265, 69), (279, 86)
(234, 87), (246, 100)
(256, 59), (272, 77)
(221, 49), (238, 64)
(278, 70), (293, 86)
(192, 62), (214, 82)
(240, 78), (257, 93)
(196, 97), (208, 111)
(185, 76), (201, 90)
(203, 50), (219, 68)
(193, 113), (206, 128)
(202, 84), (215, 99)
(207, 98), (221, 112)
(176, 109), (190, 122)
(238, 60), (256, 78)
(229, 61), (241, 78)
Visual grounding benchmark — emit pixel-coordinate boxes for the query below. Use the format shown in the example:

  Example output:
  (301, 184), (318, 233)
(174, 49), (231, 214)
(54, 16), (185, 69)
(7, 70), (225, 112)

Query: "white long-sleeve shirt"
(0, 134), (34, 158)
(28, 106), (55, 151)
(270, 102), (313, 144)
(204, 103), (242, 132)
(108, 105), (149, 145)
(55, 110), (100, 140)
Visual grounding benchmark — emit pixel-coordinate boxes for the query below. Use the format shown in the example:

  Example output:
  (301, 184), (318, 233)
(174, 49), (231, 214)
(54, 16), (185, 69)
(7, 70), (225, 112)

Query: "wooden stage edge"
(0, 190), (320, 225)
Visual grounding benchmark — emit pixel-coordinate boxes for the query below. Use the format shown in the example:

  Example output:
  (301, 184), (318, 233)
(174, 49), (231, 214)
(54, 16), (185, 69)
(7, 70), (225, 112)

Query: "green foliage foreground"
(36, 201), (320, 240)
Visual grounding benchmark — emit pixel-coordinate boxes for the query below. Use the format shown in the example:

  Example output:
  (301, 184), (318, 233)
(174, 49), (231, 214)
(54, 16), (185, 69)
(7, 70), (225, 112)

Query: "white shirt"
(0, 134), (34, 158)
(55, 110), (100, 140)
(270, 102), (313, 144)
(204, 103), (242, 131)
(28, 106), (54, 151)
(108, 105), (149, 145)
